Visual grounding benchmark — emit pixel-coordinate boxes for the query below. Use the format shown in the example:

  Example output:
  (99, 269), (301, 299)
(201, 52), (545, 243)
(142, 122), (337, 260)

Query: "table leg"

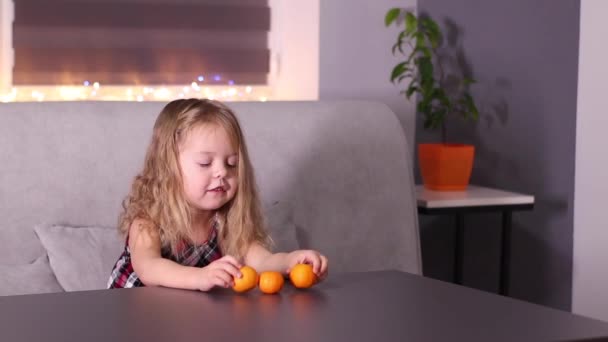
(454, 214), (465, 285)
(500, 211), (512, 296)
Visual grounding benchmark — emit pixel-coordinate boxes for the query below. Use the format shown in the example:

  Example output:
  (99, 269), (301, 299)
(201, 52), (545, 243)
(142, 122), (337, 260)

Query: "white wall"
(0, 0), (13, 93)
(573, 0), (608, 321)
(267, 0), (418, 149)
(268, 0), (319, 100)
(318, 0), (417, 150)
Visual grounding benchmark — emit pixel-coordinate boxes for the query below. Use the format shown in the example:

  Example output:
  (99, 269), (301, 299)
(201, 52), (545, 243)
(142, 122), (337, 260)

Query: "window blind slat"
(13, 72), (267, 85)
(27, 0), (268, 6)
(14, 28), (267, 50)
(14, 2), (270, 30)
(14, 48), (270, 73)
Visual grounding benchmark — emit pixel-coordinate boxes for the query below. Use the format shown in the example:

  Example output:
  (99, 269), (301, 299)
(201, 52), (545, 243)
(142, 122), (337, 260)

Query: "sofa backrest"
(0, 101), (421, 275)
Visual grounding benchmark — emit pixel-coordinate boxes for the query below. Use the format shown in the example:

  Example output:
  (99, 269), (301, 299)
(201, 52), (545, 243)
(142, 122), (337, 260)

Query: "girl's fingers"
(216, 259), (242, 278)
(319, 255), (328, 276)
(309, 253), (322, 274)
(221, 255), (242, 269)
(215, 271), (233, 287)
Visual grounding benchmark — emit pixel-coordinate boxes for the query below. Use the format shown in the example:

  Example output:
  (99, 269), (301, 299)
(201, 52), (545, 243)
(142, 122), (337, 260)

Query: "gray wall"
(417, 0), (580, 311)
(318, 0), (417, 150)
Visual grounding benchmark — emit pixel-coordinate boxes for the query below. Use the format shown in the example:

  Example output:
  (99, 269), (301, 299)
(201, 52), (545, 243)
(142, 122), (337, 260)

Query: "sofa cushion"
(0, 256), (63, 296)
(34, 224), (123, 292)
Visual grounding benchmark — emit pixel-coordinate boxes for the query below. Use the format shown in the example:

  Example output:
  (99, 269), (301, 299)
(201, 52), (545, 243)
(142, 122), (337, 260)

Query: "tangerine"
(289, 264), (317, 289)
(258, 271), (284, 294)
(232, 266), (258, 293)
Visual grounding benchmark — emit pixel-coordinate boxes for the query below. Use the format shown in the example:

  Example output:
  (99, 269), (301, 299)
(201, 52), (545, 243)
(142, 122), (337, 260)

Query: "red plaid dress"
(107, 227), (222, 288)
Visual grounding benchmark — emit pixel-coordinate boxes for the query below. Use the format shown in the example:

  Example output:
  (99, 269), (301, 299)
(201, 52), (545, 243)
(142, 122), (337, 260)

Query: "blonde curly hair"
(118, 98), (269, 259)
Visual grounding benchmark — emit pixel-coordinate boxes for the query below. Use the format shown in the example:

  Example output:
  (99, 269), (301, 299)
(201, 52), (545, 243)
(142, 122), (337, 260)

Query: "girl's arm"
(244, 243), (290, 274)
(245, 242), (329, 279)
(129, 219), (242, 291)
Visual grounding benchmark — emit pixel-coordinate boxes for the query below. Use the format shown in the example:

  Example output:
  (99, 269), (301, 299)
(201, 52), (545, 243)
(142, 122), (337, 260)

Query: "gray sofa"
(0, 100), (421, 295)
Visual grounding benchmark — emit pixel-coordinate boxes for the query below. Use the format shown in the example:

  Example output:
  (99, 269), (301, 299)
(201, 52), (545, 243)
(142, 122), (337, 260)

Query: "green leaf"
(418, 57), (434, 94)
(397, 31), (407, 43)
(421, 17), (442, 49)
(462, 77), (476, 86)
(405, 86), (419, 99)
(392, 42), (401, 55)
(390, 62), (408, 83)
(396, 73), (414, 83)
(391, 31), (407, 55)
(415, 32), (426, 49)
(385, 8), (401, 27)
(406, 77), (418, 94)
(463, 93), (479, 120)
(430, 109), (446, 129)
(414, 32), (432, 58)
(404, 51), (417, 65)
(417, 94), (434, 116)
(405, 12), (417, 35)
(433, 88), (450, 107)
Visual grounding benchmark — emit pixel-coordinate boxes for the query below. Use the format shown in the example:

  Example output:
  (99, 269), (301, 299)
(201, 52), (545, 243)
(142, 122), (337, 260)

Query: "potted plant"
(385, 9), (479, 191)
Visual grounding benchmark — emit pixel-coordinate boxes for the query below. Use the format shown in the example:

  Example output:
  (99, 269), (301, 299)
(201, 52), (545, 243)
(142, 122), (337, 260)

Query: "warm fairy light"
(153, 87), (171, 100)
(0, 73), (271, 102)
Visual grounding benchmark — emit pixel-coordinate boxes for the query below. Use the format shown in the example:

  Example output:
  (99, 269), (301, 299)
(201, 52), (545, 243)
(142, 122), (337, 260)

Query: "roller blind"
(12, 0), (270, 85)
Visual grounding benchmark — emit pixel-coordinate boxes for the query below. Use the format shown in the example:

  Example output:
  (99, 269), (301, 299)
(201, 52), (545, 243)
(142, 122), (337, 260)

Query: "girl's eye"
(227, 163), (237, 169)
(198, 163), (211, 168)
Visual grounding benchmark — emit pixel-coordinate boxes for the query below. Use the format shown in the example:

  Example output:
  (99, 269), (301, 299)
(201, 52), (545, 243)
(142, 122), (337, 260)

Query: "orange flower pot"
(418, 143), (475, 191)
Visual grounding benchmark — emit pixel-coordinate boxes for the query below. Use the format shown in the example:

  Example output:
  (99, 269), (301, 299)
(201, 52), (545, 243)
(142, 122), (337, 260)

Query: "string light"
(0, 74), (270, 102)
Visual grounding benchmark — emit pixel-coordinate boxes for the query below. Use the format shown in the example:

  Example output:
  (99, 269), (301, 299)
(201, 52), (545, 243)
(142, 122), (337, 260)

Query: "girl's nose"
(214, 166), (227, 178)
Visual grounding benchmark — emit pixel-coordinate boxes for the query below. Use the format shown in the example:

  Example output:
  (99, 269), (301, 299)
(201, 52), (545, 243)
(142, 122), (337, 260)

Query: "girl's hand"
(286, 250), (329, 281)
(197, 255), (242, 291)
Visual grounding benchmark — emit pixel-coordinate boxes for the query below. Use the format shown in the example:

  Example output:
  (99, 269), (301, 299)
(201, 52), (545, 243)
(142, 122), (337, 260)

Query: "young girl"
(108, 98), (328, 291)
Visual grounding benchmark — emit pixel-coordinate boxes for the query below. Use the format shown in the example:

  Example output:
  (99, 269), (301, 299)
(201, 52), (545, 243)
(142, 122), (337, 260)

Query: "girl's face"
(178, 123), (239, 212)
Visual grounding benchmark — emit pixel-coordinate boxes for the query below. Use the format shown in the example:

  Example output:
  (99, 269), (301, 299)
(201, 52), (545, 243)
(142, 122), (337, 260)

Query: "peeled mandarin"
(232, 266), (258, 293)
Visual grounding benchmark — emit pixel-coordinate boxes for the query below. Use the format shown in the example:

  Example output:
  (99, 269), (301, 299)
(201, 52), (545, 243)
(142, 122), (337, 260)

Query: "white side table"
(416, 185), (535, 296)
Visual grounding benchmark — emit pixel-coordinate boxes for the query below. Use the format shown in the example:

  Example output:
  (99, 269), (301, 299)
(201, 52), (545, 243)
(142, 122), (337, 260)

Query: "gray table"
(2, 271), (608, 342)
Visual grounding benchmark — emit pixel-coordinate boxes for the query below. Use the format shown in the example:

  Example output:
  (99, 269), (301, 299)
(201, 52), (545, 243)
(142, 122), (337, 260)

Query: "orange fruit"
(289, 264), (317, 289)
(232, 266), (258, 293)
(258, 271), (285, 294)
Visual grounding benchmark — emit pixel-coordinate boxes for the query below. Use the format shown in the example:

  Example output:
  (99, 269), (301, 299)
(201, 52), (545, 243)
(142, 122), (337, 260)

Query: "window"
(13, 0), (270, 86)
(0, 0), (318, 102)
